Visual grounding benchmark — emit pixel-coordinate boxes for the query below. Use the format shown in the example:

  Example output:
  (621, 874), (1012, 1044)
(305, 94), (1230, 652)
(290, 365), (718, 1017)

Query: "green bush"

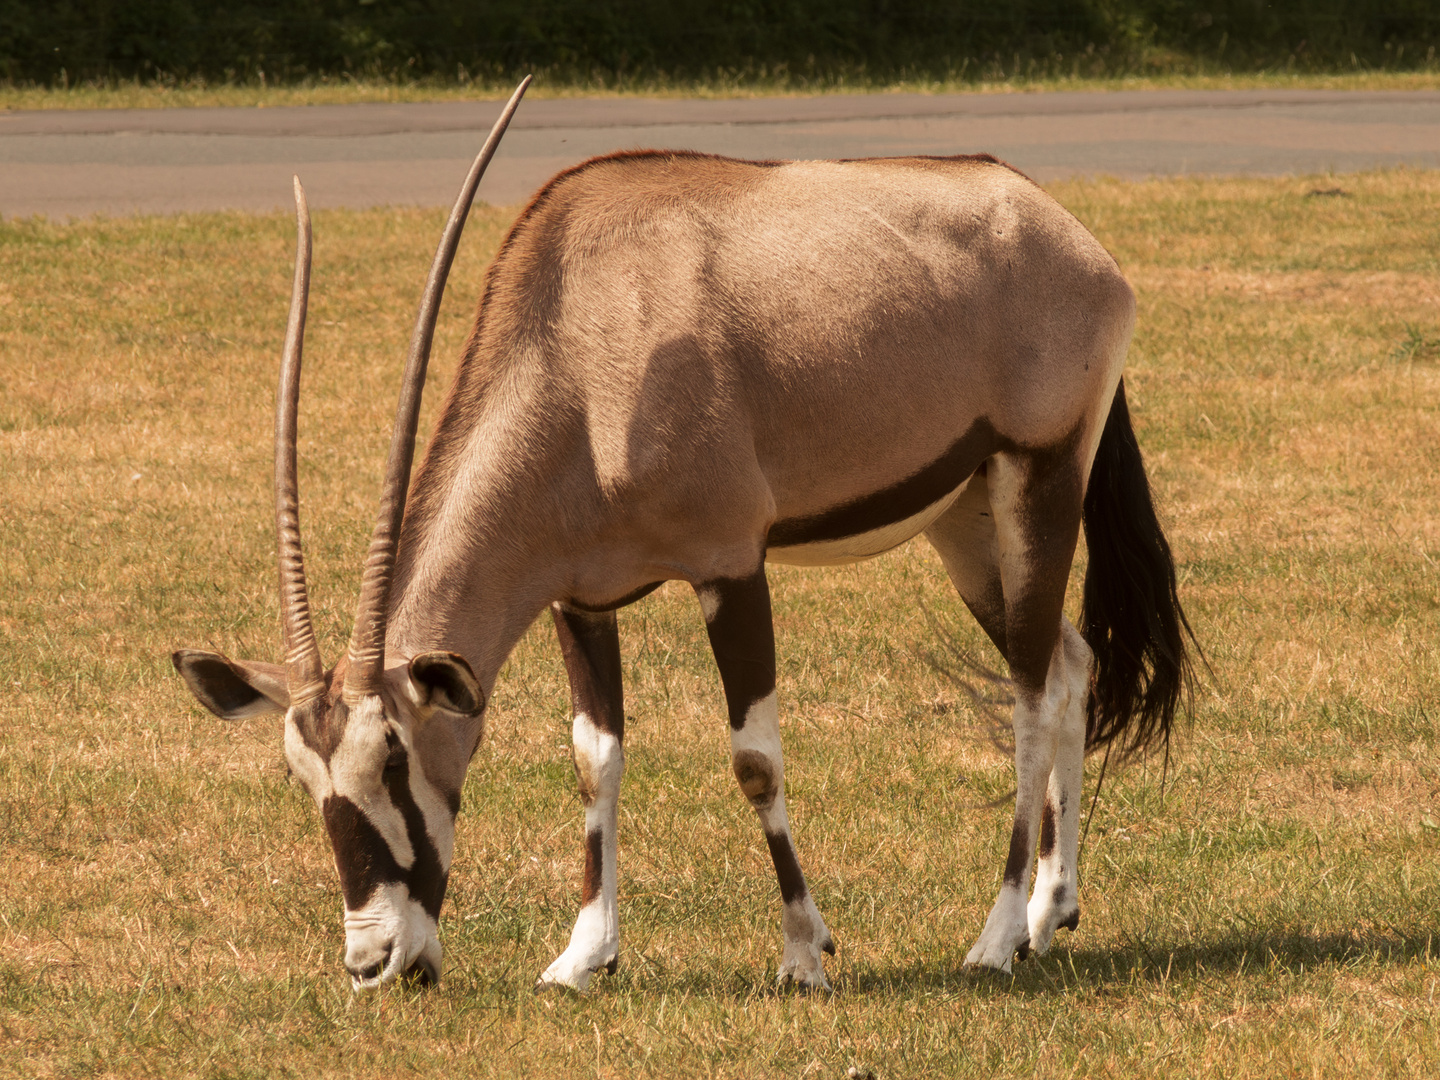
(2, 0), (1436, 85)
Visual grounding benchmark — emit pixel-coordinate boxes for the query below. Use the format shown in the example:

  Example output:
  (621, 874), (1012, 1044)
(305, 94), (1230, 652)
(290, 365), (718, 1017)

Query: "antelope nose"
(344, 940), (392, 983)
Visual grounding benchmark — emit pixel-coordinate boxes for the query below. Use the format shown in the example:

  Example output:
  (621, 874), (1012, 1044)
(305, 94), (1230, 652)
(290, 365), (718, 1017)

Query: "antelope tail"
(1079, 378), (1199, 760)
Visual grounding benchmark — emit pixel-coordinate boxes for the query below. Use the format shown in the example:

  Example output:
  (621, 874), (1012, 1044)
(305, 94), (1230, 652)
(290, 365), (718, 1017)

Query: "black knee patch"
(732, 749), (778, 808)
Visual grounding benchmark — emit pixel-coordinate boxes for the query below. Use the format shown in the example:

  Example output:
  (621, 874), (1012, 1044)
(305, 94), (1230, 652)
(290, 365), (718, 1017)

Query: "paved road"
(2, 89), (1437, 219)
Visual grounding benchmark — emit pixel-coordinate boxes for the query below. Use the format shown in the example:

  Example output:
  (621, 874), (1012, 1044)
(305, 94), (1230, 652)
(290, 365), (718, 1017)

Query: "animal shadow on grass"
(472, 924), (1435, 1000)
(831, 928), (1437, 998)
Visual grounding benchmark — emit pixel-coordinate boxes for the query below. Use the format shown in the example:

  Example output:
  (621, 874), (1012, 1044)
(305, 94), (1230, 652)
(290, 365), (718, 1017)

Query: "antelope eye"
(382, 730), (406, 777)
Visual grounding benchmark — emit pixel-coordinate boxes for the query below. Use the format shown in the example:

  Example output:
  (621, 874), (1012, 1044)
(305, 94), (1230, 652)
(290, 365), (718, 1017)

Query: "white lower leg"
(1028, 621), (1090, 954)
(537, 712), (622, 992)
(967, 642), (1070, 973)
(734, 693), (832, 989)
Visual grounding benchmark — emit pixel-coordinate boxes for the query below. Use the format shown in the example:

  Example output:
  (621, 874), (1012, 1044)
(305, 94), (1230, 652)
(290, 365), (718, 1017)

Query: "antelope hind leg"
(697, 572), (834, 990)
(536, 605), (625, 992)
(1026, 619), (1090, 955)
(961, 452), (1084, 973)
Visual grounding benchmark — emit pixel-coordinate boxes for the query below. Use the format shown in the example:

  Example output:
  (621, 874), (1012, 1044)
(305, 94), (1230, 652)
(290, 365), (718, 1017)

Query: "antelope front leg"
(1026, 620), (1091, 955)
(536, 604), (625, 992)
(697, 572), (834, 990)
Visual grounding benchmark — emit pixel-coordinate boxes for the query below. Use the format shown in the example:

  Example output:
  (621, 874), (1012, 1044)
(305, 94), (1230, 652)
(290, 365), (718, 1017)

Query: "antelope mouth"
(402, 956), (439, 987)
(349, 952), (439, 991)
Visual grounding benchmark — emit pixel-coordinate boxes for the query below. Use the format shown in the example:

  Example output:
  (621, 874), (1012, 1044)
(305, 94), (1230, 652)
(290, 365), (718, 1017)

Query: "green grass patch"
(3, 170), (1440, 1076)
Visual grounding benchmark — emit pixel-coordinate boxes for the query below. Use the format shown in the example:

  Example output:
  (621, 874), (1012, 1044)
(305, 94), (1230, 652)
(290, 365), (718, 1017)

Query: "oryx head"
(171, 80), (529, 990)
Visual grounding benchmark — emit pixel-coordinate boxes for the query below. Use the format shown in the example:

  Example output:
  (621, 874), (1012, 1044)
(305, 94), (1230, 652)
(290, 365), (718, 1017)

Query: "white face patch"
(405, 746), (457, 871)
(328, 695), (416, 869)
(283, 693), (460, 876)
(344, 881), (442, 989)
(284, 710), (331, 800)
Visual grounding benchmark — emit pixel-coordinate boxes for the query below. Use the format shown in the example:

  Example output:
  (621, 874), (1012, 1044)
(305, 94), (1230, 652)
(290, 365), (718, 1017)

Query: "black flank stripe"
(564, 581), (664, 613)
(767, 419), (999, 548)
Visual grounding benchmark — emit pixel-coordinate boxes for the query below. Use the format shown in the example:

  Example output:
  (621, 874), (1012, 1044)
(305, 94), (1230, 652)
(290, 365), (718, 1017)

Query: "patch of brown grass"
(3, 170), (1440, 1077)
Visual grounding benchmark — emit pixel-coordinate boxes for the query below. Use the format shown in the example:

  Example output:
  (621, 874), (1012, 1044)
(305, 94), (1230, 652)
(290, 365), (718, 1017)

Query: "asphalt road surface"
(2, 88), (1437, 219)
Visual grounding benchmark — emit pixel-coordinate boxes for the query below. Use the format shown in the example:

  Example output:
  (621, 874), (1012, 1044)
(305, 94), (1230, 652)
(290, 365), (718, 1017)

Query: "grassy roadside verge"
(3, 69), (1438, 111)
(2, 170), (1439, 1077)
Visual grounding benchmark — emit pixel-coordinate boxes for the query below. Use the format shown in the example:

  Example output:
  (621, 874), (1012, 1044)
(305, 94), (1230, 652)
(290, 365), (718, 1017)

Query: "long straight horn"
(277, 176), (326, 703)
(344, 76), (532, 700)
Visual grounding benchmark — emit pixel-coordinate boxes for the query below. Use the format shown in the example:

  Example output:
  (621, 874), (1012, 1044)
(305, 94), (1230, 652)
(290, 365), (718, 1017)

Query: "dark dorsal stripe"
(767, 418), (1000, 548)
(698, 573), (777, 730)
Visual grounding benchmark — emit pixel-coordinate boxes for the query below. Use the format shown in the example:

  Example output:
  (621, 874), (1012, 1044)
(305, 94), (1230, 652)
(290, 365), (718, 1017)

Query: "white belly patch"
(766, 478), (970, 567)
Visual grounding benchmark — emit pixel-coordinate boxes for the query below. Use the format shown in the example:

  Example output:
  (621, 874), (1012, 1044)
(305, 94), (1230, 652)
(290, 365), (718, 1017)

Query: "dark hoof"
(1059, 908), (1080, 933)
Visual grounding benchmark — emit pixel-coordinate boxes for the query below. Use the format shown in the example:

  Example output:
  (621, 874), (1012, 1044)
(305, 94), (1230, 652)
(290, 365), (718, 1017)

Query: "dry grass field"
(2, 169), (1439, 1077)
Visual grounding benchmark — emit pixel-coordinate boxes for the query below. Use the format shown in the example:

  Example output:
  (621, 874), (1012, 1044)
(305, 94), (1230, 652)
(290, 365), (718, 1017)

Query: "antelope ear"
(407, 652), (484, 717)
(172, 649), (290, 720)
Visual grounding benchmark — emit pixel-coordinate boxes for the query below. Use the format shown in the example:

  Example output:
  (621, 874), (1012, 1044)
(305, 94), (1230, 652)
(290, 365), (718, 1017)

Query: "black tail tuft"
(1080, 379), (1199, 760)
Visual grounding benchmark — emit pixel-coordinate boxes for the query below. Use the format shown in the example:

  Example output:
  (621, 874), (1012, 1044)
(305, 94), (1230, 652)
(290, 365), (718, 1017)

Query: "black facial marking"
(764, 831), (808, 906)
(1038, 800), (1057, 860)
(767, 420), (1000, 548)
(1003, 820), (1031, 888)
(381, 750), (449, 919)
(290, 665), (349, 762)
(1059, 906), (1081, 932)
(293, 693), (343, 760)
(323, 795), (407, 912)
(699, 573), (776, 730)
(321, 751), (449, 920)
(581, 828), (604, 905)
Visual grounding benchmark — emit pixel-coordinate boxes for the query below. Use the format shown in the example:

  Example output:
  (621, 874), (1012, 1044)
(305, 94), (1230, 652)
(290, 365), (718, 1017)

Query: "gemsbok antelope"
(173, 78), (1195, 992)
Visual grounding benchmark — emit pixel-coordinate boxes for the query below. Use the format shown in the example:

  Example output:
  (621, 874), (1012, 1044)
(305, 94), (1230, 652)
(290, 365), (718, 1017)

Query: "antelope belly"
(766, 483), (965, 567)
